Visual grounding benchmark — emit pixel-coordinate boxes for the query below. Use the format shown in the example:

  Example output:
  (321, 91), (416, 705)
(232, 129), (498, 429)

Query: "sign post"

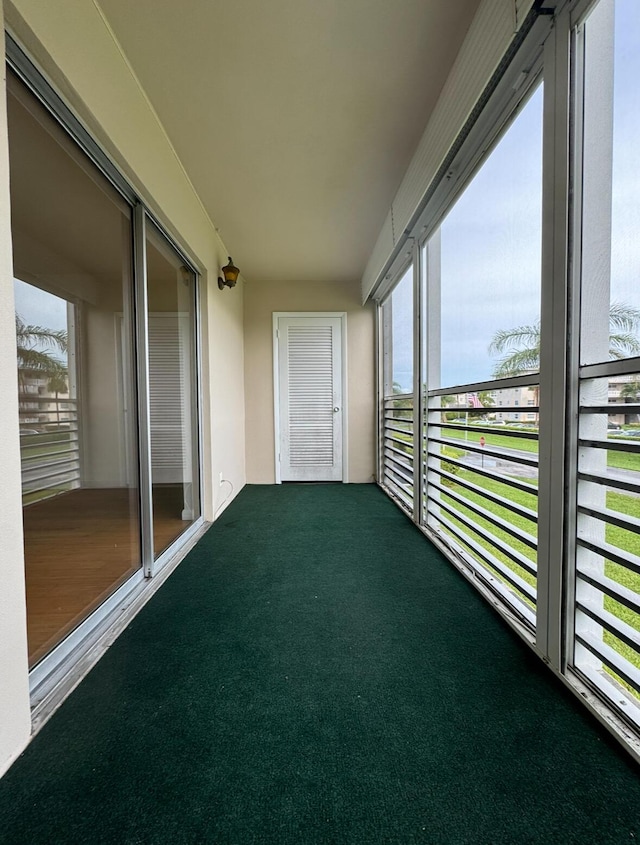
(479, 435), (486, 468)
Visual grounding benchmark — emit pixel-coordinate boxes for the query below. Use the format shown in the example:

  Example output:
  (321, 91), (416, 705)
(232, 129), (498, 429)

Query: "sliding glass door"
(8, 70), (141, 666)
(7, 66), (202, 668)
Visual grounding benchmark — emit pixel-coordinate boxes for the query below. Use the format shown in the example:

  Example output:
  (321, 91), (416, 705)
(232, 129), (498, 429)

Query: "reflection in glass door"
(8, 61), (203, 672)
(8, 69), (141, 666)
(145, 222), (200, 558)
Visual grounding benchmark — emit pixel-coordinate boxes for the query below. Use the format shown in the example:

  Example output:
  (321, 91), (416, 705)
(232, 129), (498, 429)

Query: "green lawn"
(23, 484), (73, 507)
(601, 492), (640, 693)
(445, 426), (539, 454)
(438, 468), (537, 608)
(608, 449), (640, 472)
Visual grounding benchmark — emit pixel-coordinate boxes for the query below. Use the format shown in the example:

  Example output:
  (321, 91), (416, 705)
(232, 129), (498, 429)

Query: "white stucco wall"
(0, 0), (32, 777)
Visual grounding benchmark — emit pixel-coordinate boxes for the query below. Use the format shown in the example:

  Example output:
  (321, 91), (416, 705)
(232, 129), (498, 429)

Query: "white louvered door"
(276, 316), (343, 482)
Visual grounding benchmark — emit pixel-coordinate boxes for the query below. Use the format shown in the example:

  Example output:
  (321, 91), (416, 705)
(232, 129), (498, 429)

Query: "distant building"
(492, 385), (537, 423)
(18, 372), (71, 431)
(607, 374), (639, 425)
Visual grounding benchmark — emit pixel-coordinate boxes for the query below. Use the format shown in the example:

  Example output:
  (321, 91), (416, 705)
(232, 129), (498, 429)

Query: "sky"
(608, 0), (640, 310)
(392, 0), (640, 392)
(391, 266), (414, 391)
(439, 85), (543, 386)
(14, 279), (68, 366)
(392, 84), (542, 391)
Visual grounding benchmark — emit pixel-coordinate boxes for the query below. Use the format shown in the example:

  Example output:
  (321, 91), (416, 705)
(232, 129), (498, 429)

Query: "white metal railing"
(382, 394), (414, 513)
(424, 382), (540, 629)
(573, 366), (640, 729)
(19, 395), (80, 505)
(379, 379), (541, 627)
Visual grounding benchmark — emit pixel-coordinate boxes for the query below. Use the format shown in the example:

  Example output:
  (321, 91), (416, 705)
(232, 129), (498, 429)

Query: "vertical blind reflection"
(145, 224), (200, 558)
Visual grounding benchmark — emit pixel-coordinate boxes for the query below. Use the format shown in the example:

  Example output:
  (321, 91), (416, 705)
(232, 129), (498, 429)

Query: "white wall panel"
(0, 0), (32, 777)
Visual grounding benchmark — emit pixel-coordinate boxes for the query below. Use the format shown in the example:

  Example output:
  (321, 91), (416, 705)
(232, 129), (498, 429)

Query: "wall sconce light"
(218, 257), (240, 290)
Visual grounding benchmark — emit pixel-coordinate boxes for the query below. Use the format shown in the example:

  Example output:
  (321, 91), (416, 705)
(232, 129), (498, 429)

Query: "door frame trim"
(273, 312), (348, 484)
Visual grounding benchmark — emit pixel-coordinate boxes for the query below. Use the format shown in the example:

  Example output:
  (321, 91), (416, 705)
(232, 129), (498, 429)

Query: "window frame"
(374, 0), (640, 764)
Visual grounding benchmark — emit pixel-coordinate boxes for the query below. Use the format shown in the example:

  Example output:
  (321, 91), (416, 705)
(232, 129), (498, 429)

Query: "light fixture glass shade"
(222, 257), (239, 287)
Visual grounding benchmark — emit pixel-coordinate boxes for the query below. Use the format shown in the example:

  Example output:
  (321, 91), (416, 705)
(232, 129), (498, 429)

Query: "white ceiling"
(97, 0), (480, 284)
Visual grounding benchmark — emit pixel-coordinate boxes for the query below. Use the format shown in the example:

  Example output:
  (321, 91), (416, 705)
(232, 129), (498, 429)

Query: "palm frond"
(15, 313), (68, 389)
(609, 302), (640, 334)
(15, 315), (67, 354)
(47, 373), (68, 394)
(492, 347), (540, 378)
(488, 323), (541, 356)
(17, 348), (67, 375)
(609, 332), (640, 359)
(489, 303), (640, 376)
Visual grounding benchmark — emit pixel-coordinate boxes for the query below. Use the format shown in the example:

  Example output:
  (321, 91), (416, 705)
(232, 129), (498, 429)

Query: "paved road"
(456, 444), (640, 493)
(459, 451), (538, 479)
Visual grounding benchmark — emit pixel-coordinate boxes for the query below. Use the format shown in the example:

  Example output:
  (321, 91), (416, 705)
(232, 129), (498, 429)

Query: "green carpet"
(1, 483), (639, 844)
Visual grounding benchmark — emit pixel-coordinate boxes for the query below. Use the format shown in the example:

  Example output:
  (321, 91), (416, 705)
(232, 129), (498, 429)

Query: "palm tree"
(489, 302), (640, 378)
(620, 381), (640, 402)
(15, 315), (68, 428)
(15, 314), (68, 388)
(478, 391), (494, 407)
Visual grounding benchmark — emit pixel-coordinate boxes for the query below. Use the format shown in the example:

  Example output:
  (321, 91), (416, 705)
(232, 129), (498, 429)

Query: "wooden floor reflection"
(23, 485), (189, 666)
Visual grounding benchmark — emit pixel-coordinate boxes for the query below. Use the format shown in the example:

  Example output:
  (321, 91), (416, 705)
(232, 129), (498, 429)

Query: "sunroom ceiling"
(97, 0), (480, 284)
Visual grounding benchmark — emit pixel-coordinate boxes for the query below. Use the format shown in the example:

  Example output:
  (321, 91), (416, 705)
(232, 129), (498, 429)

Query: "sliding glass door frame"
(141, 210), (204, 575)
(6, 36), (206, 694)
(133, 204), (155, 576)
(29, 204), (205, 700)
(132, 206), (206, 579)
